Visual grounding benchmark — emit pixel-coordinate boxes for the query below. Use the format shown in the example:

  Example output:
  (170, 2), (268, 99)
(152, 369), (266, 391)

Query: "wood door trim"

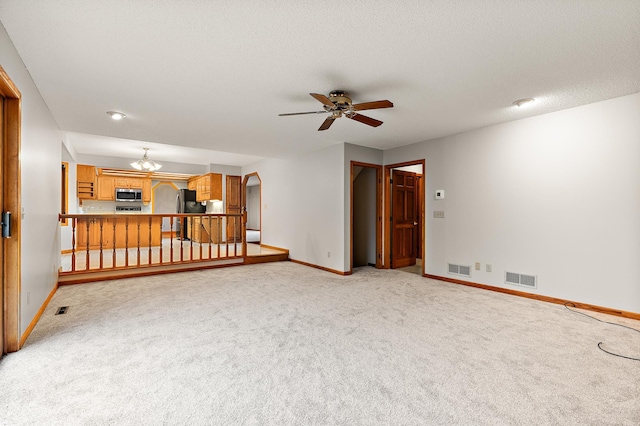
(242, 172), (261, 243)
(384, 160), (425, 273)
(0, 65), (21, 353)
(349, 161), (382, 273)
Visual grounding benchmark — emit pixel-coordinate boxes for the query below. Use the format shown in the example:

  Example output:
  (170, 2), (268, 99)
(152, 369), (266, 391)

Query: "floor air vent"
(505, 271), (537, 288)
(448, 263), (471, 277)
(55, 306), (69, 315)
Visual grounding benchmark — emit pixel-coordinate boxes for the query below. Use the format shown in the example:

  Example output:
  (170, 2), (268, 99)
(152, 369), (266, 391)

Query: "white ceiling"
(1, 1), (639, 168)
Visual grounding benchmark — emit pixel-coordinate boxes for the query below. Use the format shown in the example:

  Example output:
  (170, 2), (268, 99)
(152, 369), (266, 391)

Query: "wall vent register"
(505, 271), (537, 288)
(448, 263), (471, 277)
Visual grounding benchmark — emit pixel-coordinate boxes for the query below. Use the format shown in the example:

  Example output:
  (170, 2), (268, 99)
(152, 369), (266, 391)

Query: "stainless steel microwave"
(115, 188), (142, 202)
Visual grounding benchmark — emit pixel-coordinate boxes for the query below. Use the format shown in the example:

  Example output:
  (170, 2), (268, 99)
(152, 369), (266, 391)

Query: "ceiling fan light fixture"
(130, 148), (162, 171)
(107, 111), (127, 120)
(512, 98), (535, 108)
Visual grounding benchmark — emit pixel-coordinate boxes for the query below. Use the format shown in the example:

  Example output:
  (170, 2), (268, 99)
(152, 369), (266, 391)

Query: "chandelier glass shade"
(131, 148), (162, 171)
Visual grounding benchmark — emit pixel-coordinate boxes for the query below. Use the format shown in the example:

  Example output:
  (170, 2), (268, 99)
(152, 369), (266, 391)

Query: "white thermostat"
(435, 190), (445, 199)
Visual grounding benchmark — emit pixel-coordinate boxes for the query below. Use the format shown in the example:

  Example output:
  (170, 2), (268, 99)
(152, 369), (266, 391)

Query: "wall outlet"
(475, 262), (481, 270)
(433, 211), (445, 218)
(327, 251), (331, 258)
(486, 264), (492, 272)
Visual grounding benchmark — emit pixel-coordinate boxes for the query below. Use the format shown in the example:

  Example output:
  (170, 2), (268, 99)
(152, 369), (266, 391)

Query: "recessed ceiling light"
(512, 98), (535, 108)
(106, 111), (126, 120)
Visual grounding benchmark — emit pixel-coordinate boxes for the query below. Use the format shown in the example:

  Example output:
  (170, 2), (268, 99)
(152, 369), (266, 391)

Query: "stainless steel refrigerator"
(176, 189), (205, 240)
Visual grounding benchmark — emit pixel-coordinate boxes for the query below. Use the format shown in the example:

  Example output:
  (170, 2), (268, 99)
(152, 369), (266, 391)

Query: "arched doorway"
(242, 173), (261, 246)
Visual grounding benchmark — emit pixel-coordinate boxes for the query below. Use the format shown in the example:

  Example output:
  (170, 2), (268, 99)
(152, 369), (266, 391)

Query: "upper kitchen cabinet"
(77, 164), (96, 201)
(142, 179), (151, 203)
(114, 177), (143, 189)
(195, 173), (222, 202)
(97, 176), (115, 201)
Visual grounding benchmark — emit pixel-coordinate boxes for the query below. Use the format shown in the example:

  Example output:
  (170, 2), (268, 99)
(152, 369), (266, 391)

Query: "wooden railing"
(59, 213), (246, 274)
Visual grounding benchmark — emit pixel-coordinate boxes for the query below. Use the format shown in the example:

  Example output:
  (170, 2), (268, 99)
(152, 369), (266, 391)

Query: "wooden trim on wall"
(151, 181), (179, 214)
(61, 162), (69, 226)
(1, 65), (22, 353)
(424, 274), (640, 321)
(242, 172), (261, 244)
(290, 258), (352, 276)
(384, 160), (426, 273)
(19, 283), (58, 347)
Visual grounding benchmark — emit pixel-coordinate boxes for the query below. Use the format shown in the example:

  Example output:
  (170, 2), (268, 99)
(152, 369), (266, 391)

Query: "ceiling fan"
(279, 90), (394, 131)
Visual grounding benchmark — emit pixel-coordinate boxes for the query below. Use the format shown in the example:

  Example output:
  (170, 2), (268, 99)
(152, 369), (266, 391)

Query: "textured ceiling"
(1, 1), (639, 167)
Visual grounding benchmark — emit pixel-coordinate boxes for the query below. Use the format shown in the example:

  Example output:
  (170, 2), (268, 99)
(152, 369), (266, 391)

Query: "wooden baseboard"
(260, 244), (289, 253)
(244, 253), (289, 264)
(20, 283), (59, 348)
(290, 259), (351, 276)
(61, 249), (73, 254)
(424, 274), (640, 321)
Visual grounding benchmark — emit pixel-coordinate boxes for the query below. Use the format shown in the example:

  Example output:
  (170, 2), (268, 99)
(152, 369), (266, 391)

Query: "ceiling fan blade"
(318, 117), (335, 131)
(278, 110), (329, 116)
(352, 100), (394, 111)
(310, 93), (336, 108)
(348, 113), (383, 127)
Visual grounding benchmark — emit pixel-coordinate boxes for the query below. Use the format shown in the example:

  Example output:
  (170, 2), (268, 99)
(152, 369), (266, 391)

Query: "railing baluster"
(85, 219), (91, 271)
(112, 219), (117, 268)
(189, 216), (194, 261)
(136, 217), (140, 266)
(71, 217), (77, 272)
(180, 215), (184, 262)
(147, 217), (152, 265)
(170, 216), (175, 264)
(125, 217), (129, 267)
(208, 214), (212, 259)
(159, 216), (164, 265)
(99, 217), (104, 269)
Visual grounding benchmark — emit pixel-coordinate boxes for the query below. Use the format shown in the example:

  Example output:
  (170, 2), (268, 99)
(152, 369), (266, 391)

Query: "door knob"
(413, 222), (418, 226)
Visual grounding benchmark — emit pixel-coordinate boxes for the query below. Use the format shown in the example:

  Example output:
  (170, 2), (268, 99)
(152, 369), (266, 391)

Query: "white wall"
(1, 23), (63, 335)
(384, 93), (640, 313)
(246, 185), (260, 230)
(243, 143), (345, 270)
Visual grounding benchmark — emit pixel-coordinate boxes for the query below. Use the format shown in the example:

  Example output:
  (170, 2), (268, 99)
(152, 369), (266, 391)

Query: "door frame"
(0, 65), (22, 354)
(242, 172), (261, 244)
(349, 161), (382, 273)
(383, 160), (425, 273)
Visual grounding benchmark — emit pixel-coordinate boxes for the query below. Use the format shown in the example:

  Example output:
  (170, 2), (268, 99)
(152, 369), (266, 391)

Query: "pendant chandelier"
(131, 148), (162, 171)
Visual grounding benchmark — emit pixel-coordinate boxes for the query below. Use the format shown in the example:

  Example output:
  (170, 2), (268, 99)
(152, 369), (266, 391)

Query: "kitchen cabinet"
(191, 216), (222, 243)
(112, 216), (162, 248)
(75, 216), (162, 249)
(142, 179), (151, 203)
(76, 216), (113, 249)
(195, 173), (222, 202)
(97, 176), (115, 201)
(77, 164), (96, 201)
(114, 177), (144, 189)
(187, 173), (223, 202)
(187, 178), (197, 191)
(104, 176), (151, 203)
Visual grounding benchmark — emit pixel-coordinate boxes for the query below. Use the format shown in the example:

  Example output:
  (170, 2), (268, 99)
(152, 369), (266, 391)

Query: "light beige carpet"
(1, 262), (638, 425)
